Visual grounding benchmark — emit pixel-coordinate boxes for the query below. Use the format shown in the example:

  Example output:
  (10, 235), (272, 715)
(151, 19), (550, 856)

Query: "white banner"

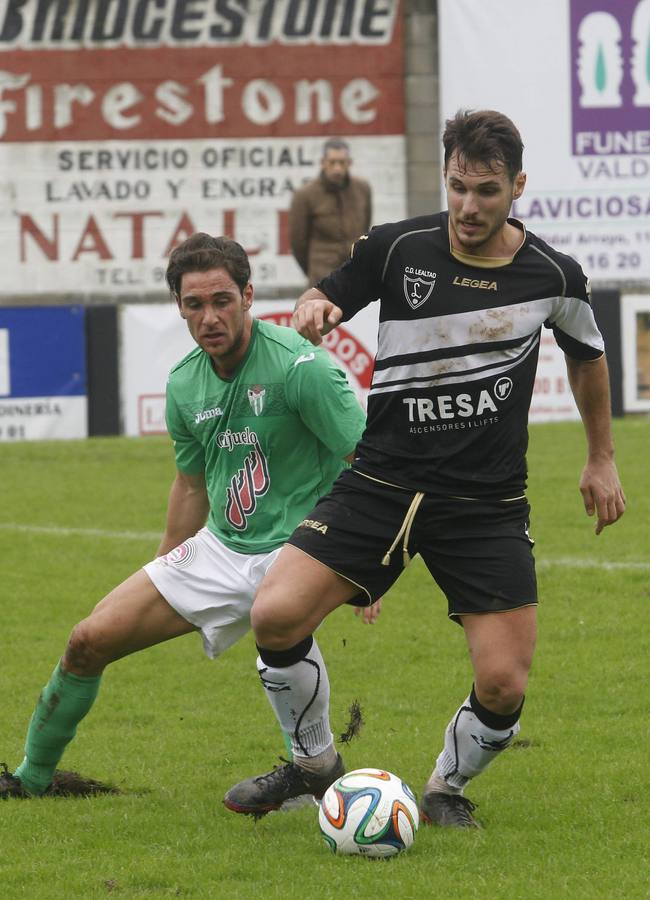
(530, 332), (579, 422)
(621, 293), (650, 412)
(119, 302), (194, 437)
(439, 0), (650, 283)
(437, 0), (636, 422)
(0, 396), (87, 440)
(0, 329), (9, 396)
(120, 300), (379, 437)
(7, 136), (405, 295)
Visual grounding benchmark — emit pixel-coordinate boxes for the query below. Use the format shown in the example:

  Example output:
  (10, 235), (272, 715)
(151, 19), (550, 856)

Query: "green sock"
(14, 661), (102, 795)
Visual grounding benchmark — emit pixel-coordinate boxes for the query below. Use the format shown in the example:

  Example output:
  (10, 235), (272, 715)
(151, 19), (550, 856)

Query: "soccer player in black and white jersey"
(224, 110), (626, 828)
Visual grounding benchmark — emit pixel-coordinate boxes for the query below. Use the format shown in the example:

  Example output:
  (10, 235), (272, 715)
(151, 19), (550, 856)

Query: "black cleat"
(224, 754), (344, 818)
(420, 791), (480, 828)
(0, 763), (31, 798)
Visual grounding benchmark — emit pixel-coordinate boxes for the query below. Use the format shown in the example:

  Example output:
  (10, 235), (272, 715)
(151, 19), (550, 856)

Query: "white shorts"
(143, 527), (281, 659)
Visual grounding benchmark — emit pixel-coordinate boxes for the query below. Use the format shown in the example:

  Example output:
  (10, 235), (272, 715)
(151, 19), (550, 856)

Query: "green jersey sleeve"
(165, 383), (206, 474)
(285, 348), (366, 458)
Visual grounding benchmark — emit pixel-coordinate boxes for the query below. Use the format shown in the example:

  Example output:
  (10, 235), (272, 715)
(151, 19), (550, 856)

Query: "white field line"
(536, 557), (650, 571)
(0, 522), (648, 570)
(0, 522), (160, 542)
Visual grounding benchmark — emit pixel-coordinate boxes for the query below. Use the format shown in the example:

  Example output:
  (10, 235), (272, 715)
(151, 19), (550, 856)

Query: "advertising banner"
(439, 0), (650, 283)
(120, 300), (379, 436)
(0, 306), (87, 440)
(529, 330), (579, 422)
(621, 293), (650, 411)
(437, 0), (650, 421)
(0, 0), (406, 297)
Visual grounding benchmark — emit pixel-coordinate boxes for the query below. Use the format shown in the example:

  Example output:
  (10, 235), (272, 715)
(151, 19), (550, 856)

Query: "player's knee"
(64, 621), (112, 674)
(475, 668), (528, 714)
(251, 592), (302, 650)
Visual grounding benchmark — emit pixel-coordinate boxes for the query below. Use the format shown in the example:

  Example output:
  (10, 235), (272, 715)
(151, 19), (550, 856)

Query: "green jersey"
(165, 318), (366, 554)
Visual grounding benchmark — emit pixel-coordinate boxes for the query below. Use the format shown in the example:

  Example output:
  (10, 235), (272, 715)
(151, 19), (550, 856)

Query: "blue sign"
(0, 306), (86, 398)
(0, 306), (87, 440)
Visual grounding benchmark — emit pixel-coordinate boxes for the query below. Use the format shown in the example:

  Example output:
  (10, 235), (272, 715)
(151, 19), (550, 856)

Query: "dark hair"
(165, 233), (251, 296)
(322, 137), (350, 156)
(442, 109), (524, 181)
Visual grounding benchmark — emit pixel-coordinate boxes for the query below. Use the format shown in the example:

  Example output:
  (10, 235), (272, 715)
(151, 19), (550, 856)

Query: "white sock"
(256, 638), (333, 762)
(294, 744), (338, 774)
(435, 693), (521, 790)
(424, 768), (462, 796)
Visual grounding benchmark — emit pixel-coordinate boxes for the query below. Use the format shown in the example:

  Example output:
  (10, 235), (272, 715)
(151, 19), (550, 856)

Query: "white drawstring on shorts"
(381, 491), (424, 567)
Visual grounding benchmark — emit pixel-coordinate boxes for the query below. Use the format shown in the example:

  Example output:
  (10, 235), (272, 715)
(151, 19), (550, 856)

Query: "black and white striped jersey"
(318, 212), (603, 498)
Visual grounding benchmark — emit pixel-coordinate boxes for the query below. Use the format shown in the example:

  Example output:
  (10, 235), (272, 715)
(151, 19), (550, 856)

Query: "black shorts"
(288, 469), (537, 621)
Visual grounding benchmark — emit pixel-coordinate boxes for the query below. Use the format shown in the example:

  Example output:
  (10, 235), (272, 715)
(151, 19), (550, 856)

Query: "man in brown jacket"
(289, 138), (372, 285)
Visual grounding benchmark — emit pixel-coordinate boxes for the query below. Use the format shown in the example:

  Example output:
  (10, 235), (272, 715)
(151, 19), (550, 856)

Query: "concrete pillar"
(404, 0), (440, 217)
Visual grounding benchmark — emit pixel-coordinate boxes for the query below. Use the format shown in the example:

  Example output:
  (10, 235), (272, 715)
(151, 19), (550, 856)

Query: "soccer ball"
(318, 768), (419, 858)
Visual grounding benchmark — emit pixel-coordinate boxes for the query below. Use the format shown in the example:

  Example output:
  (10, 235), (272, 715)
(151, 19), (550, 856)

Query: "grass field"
(1, 419), (648, 898)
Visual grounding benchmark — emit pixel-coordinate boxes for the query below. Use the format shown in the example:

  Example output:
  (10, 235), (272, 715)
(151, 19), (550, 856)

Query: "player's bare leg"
(251, 544), (358, 648)
(463, 604), (537, 713)
(422, 605), (537, 828)
(224, 545), (358, 816)
(3, 571), (194, 798)
(64, 570), (196, 675)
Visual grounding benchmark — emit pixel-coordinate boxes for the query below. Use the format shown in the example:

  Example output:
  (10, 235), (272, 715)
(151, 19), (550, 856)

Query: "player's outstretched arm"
(293, 288), (343, 345)
(157, 471), (210, 556)
(565, 354), (626, 534)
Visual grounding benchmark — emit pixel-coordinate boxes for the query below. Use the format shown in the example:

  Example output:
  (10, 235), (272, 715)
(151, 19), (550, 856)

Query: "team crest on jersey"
(247, 384), (266, 416)
(403, 274), (436, 310)
(225, 439), (270, 531)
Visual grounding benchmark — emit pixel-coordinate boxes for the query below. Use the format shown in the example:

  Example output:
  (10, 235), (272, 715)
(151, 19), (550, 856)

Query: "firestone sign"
(0, 0), (406, 295)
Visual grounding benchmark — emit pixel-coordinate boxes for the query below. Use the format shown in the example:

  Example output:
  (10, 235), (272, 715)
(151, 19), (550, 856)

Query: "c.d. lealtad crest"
(403, 274), (436, 310)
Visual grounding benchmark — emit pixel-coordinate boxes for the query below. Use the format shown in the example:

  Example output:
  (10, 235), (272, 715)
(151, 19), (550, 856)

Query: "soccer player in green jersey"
(0, 233), (367, 799)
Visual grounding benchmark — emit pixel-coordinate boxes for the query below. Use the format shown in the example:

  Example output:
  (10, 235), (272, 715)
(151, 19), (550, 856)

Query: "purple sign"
(570, 0), (650, 155)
